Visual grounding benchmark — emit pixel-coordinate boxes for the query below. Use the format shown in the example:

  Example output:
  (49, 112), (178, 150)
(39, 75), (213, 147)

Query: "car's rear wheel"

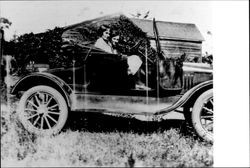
(18, 85), (68, 136)
(191, 89), (213, 142)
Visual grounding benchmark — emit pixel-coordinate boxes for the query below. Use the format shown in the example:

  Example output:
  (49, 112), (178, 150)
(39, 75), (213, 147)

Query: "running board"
(70, 93), (181, 115)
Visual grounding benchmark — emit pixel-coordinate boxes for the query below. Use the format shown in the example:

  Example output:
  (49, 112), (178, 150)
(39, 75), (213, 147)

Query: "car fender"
(11, 72), (73, 107)
(155, 80), (213, 115)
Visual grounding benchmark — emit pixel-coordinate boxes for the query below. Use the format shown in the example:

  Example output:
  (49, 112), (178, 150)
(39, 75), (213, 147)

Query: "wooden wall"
(150, 39), (202, 62)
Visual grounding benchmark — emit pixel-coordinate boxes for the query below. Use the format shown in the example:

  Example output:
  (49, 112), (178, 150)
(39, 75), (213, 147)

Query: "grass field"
(1, 93), (213, 167)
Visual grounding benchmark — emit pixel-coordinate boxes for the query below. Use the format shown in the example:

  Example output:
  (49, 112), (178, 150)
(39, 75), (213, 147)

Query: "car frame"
(10, 17), (213, 142)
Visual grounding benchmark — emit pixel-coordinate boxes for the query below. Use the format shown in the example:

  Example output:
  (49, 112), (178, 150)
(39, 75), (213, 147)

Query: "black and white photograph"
(0, 1), (249, 167)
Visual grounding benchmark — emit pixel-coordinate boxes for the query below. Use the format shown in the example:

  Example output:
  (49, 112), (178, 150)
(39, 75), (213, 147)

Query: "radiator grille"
(183, 74), (194, 90)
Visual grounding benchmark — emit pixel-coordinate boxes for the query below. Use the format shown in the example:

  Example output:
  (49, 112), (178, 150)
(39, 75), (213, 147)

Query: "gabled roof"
(130, 18), (204, 42)
(63, 13), (123, 31)
(63, 14), (204, 42)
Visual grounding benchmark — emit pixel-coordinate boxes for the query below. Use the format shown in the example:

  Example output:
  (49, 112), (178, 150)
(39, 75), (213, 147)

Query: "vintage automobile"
(10, 16), (213, 142)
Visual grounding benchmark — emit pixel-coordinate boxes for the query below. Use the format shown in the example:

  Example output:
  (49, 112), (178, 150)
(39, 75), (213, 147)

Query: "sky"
(0, 1), (213, 54)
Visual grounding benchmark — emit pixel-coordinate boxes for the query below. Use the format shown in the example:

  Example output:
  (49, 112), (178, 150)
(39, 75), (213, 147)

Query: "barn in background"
(130, 18), (204, 62)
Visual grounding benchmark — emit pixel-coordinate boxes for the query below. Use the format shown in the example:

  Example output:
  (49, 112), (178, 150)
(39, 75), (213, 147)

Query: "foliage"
(109, 15), (156, 58)
(202, 54), (213, 65)
(130, 11), (151, 19)
(63, 15), (157, 66)
(3, 15), (158, 75)
(0, 17), (12, 30)
(1, 124), (213, 167)
(3, 27), (65, 74)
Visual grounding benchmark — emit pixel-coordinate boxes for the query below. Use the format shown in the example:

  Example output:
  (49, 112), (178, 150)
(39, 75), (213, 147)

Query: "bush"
(3, 27), (65, 74)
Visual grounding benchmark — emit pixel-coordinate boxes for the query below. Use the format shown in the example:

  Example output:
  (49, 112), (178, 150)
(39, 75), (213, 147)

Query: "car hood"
(183, 62), (213, 73)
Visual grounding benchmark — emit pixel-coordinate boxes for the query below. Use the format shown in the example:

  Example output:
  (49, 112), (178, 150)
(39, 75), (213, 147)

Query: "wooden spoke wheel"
(18, 85), (68, 136)
(192, 89), (213, 142)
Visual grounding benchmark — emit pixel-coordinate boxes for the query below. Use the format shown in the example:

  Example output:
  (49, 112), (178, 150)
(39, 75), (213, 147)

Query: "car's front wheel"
(191, 89), (213, 142)
(18, 85), (68, 136)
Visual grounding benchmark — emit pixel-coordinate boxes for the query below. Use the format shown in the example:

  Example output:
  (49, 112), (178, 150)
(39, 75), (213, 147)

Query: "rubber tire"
(18, 85), (68, 136)
(191, 89), (213, 142)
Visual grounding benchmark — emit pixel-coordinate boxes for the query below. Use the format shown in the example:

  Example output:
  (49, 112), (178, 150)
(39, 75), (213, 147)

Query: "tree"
(0, 17), (12, 30)
(0, 17), (12, 57)
(130, 11), (151, 19)
(1, 17), (12, 58)
(0, 17), (12, 52)
(1, 17), (12, 83)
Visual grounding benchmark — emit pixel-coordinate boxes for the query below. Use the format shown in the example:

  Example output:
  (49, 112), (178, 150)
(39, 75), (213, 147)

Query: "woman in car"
(94, 25), (114, 53)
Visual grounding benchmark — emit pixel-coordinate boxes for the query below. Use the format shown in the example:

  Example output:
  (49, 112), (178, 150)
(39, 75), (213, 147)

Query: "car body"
(10, 17), (213, 142)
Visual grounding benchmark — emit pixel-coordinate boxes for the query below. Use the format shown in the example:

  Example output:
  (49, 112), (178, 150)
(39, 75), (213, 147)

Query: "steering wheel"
(128, 39), (144, 54)
(132, 40), (154, 64)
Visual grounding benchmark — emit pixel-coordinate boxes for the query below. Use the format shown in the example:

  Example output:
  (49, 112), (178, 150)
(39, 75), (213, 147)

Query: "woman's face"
(111, 35), (120, 46)
(102, 29), (110, 40)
